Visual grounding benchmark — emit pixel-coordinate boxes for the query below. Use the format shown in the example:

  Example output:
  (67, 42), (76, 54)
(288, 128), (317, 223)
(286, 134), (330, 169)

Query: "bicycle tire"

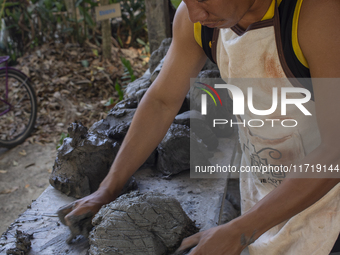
(0, 68), (37, 148)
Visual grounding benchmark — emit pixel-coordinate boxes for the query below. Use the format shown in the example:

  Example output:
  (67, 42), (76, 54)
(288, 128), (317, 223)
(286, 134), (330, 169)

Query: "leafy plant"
(0, 0), (102, 59)
(0, 0), (149, 61)
(117, 35), (123, 48)
(104, 97), (115, 106)
(115, 79), (124, 100)
(111, 0), (148, 47)
(104, 79), (124, 107)
(105, 58), (137, 106)
(76, 0), (98, 43)
(56, 132), (70, 149)
(0, 0), (67, 59)
(121, 57), (136, 85)
(136, 37), (149, 55)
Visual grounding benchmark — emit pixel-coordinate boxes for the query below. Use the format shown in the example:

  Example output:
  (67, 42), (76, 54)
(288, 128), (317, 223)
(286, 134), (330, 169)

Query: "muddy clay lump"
(57, 176), (138, 243)
(6, 230), (33, 255)
(89, 191), (198, 255)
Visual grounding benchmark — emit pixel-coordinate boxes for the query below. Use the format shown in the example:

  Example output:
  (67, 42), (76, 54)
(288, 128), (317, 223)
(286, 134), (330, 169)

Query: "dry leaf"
(25, 184), (30, 188)
(121, 48), (139, 59)
(14, 41), (148, 145)
(19, 150), (27, 156)
(13, 160), (18, 166)
(0, 170), (7, 174)
(0, 186), (19, 194)
(48, 168), (52, 173)
(106, 65), (118, 74)
(22, 66), (30, 76)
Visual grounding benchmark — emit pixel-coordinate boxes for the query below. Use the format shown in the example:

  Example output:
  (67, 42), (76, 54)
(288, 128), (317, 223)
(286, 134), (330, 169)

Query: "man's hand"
(57, 187), (113, 243)
(176, 223), (247, 255)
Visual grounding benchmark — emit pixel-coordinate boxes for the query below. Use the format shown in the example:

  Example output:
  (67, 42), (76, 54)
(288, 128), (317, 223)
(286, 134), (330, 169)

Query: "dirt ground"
(0, 143), (57, 235)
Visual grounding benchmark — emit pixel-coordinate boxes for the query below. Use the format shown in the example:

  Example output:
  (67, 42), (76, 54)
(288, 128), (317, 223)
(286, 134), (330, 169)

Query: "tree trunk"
(100, 0), (111, 60)
(145, 0), (171, 53)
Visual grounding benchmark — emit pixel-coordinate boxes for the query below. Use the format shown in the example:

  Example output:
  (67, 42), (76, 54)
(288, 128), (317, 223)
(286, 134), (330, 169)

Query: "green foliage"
(5, 42), (19, 63)
(56, 132), (70, 150)
(92, 48), (98, 56)
(0, 0), (98, 57)
(104, 58), (135, 105)
(120, 57), (136, 85)
(0, 0), (67, 60)
(104, 79), (123, 106)
(170, 0), (182, 9)
(104, 97), (115, 106)
(0, 0), (148, 60)
(136, 37), (149, 55)
(115, 79), (124, 101)
(81, 59), (89, 67)
(76, 0), (98, 43)
(113, 0), (148, 47)
(117, 35), (124, 48)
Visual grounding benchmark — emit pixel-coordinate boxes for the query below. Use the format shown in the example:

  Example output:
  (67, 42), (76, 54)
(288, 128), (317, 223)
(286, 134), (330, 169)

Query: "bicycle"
(0, 56), (37, 148)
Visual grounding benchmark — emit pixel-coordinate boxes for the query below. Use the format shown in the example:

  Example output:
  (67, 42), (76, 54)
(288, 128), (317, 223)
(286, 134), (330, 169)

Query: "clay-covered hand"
(176, 223), (246, 255)
(57, 187), (113, 243)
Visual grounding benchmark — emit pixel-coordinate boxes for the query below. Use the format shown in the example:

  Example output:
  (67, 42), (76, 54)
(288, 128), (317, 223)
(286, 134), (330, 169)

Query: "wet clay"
(88, 192), (198, 255)
(157, 124), (212, 176)
(50, 122), (121, 198)
(6, 230), (33, 255)
(50, 98), (158, 198)
(50, 107), (139, 197)
(148, 38), (172, 74)
(57, 177), (138, 243)
(124, 71), (152, 100)
(50, 39), (228, 199)
(174, 110), (218, 150)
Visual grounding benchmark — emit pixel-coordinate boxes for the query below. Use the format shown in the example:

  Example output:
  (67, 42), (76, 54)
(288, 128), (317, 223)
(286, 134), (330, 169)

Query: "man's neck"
(237, 0), (274, 29)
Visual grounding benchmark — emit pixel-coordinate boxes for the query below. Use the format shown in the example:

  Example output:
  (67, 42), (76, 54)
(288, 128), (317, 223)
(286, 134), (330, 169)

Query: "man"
(60, 0), (340, 254)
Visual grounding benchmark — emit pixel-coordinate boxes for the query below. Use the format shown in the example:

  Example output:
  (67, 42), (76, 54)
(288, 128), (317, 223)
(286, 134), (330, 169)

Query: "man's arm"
(61, 2), (207, 221)
(178, 0), (340, 254)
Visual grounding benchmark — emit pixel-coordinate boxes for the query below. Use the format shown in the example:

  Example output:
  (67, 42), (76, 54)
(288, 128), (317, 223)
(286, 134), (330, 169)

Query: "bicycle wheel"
(0, 68), (37, 148)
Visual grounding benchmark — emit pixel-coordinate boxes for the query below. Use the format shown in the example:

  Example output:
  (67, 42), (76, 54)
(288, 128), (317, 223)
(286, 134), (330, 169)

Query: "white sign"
(95, 3), (121, 21)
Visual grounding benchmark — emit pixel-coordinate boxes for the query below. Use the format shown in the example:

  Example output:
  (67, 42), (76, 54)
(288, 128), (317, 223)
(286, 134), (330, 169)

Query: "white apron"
(215, 1), (340, 254)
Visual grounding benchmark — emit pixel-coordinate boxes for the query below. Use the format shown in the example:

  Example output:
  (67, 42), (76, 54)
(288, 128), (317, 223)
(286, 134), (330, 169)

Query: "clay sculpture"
(88, 192), (198, 255)
(50, 38), (230, 199)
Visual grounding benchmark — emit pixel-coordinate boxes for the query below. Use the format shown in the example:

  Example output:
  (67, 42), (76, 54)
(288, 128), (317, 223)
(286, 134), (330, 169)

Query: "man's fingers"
(176, 232), (202, 252)
(57, 201), (77, 225)
(58, 201), (76, 215)
(64, 203), (94, 226)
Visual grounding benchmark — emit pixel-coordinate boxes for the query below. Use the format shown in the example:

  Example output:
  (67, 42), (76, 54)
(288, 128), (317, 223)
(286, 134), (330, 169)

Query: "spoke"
(14, 91), (29, 107)
(13, 96), (30, 110)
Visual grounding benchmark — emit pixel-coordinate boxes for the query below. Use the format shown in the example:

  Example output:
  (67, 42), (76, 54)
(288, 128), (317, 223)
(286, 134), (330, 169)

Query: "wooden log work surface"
(0, 137), (238, 254)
